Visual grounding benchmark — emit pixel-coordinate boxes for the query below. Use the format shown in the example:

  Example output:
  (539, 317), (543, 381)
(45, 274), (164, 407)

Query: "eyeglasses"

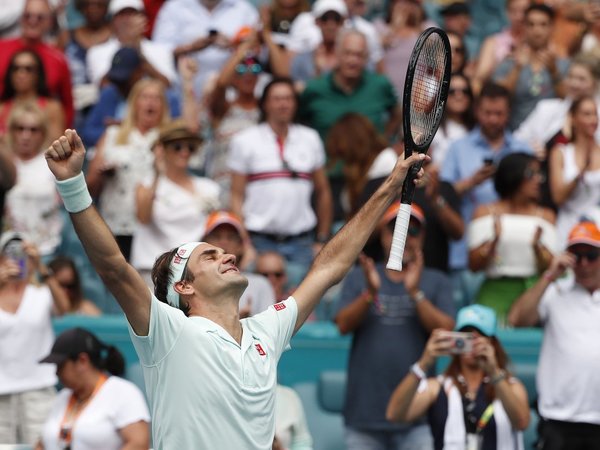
(23, 12), (49, 22)
(258, 271), (285, 279)
(235, 63), (262, 75)
(524, 167), (546, 182)
(11, 124), (42, 134)
(572, 250), (600, 264)
(320, 12), (344, 23)
(448, 87), (469, 96)
(167, 141), (198, 153)
(12, 64), (37, 74)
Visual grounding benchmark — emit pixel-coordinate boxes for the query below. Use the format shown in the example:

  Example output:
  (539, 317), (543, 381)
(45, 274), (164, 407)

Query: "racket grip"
(386, 203), (412, 271)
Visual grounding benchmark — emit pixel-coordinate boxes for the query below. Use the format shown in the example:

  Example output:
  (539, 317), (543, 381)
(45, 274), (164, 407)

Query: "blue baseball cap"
(455, 305), (497, 337)
(107, 47), (142, 83)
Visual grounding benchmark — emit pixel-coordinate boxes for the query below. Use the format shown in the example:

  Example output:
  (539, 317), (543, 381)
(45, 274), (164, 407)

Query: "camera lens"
(455, 338), (465, 349)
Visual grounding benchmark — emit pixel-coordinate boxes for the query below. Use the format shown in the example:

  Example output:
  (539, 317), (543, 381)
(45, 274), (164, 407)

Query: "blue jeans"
(249, 232), (314, 269)
(345, 424), (434, 450)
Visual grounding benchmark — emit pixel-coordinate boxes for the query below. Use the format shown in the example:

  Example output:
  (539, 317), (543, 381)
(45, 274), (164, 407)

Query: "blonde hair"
(115, 79), (171, 145)
(7, 100), (48, 148)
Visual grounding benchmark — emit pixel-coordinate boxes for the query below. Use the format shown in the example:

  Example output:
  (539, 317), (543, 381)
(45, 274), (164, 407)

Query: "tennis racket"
(386, 27), (451, 271)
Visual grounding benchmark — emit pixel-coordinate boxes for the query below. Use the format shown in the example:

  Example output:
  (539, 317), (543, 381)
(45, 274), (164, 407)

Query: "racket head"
(402, 27), (452, 156)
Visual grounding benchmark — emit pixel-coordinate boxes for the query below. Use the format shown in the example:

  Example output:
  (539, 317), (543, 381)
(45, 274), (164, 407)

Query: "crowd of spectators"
(2, 0), (600, 448)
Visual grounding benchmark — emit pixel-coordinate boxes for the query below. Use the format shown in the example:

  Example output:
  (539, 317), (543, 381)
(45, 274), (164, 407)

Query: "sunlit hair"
(1, 49), (49, 101)
(570, 50), (600, 86)
(7, 100), (48, 147)
(444, 336), (511, 403)
(326, 113), (388, 213)
(568, 95), (598, 143)
(115, 79), (171, 145)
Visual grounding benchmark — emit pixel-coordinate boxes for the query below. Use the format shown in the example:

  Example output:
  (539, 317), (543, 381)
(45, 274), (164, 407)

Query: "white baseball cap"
(109, 0), (145, 15)
(312, 0), (348, 18)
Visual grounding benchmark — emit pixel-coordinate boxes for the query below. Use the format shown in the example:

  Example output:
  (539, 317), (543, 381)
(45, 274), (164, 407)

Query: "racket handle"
(386, 203), (412, 271)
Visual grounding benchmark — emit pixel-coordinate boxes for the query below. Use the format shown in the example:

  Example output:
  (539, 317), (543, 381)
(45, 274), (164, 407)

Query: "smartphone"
(440, 331), (474, 354)
(208, 29), (218, 37)
(483, 157), (494, 166)
(3, 240), (27, 279)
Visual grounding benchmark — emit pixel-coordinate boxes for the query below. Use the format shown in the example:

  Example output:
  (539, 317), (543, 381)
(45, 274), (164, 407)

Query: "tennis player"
(44, 129), (427, 449)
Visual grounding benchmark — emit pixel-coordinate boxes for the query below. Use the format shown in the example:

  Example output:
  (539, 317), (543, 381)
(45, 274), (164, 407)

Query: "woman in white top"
(86, 79), (171, 261)
(468, 153), (557, 324)
(37, 327), (150, 450)
(549, 95), (600, 248)
(132, 120), (221, 285)
(0, 232), (69, 445)
(429, 72), (475, 168)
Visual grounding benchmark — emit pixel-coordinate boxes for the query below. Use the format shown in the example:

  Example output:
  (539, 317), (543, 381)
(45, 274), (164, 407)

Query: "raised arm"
(45, 130), (151, 335)
(292, 153), (428, 333)
(507, 252), (573, 327)
(548, 143), (583, 206)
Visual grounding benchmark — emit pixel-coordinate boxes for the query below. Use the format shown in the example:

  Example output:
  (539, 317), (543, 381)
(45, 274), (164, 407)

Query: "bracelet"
(542, 271), (555, 282)
(410, 290), (426, 303)
(55, 172), (93, 213)
(491, 370), (507, 385)
(411, 362), (426, 381)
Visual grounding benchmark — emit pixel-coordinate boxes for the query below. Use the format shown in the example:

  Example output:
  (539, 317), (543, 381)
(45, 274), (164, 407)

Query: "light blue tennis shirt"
(128, 294), (297, 449)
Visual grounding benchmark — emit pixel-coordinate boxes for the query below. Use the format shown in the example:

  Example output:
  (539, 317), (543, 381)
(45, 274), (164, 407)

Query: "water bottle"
(3, 240), (27, 279)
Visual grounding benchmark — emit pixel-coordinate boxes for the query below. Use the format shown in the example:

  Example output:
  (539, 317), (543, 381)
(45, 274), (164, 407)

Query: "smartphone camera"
(3, 239), (27, 279)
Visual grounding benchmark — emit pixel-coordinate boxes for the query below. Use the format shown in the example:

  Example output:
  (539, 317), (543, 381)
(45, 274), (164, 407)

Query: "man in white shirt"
(86, 0), (177, 87)
(43, 128), (427, 449)
(509, 221), (600, 450)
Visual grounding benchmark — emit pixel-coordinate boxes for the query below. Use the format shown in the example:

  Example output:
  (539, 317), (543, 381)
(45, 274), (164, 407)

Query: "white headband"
(166, 242), (204, 308)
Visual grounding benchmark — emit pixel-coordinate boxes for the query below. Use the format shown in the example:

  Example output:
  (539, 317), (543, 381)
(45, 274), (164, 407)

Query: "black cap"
(441, 2), (470, 17)
(40, 328), (104, 365)
(107, 47), (142, 83)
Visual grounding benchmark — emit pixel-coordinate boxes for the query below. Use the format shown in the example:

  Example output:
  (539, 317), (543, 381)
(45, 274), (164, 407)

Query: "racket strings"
(410, 34), (448, 146)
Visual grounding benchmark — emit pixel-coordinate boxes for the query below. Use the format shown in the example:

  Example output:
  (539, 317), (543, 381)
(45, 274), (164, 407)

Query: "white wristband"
(55, 172), (93, 213)
(411, 362), (426, 381)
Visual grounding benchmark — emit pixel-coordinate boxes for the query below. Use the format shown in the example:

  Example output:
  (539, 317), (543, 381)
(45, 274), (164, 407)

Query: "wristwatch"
(410, 290), (426, 303)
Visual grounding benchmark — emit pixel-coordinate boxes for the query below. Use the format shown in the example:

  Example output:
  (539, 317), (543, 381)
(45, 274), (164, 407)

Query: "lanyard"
(58, 374), (108, 447)
(476, 403), (494, 433)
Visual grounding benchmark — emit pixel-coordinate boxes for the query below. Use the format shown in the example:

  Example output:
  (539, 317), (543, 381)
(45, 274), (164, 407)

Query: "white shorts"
(0, 386), (56, 445)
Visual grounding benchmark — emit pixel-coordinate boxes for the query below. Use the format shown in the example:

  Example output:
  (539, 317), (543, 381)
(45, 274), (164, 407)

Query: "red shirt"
(0, 38), (74, 127)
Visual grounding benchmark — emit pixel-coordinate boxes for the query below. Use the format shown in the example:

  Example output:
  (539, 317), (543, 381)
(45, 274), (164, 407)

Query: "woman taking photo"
(131, 120), (221, 285)
(548, 95), (600, 247)
(37, 327), (150, 450)
(86, 78), (171, 261)
(468, 153), (557, 322)
(0, 49), (65, 141)
(386, 305), (530, 450)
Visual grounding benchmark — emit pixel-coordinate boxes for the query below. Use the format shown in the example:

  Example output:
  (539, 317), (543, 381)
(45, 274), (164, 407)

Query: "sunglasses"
(235, 63), (262, 75)
(12, 64), (37, 73)
(11, 124), (42, 134)
(23, 12), (49, 22)
(448, 87), (469, 96)
(320, 12), (344, 23)
(572, 250), (600, 264)
(259, 271), (285, 279)
(524, 167), (546, 182)
(167, 142), (198, 153)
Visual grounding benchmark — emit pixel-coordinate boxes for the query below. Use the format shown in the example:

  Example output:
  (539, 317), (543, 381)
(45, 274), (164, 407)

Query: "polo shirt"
(128, 294), (298, 449)
(440, 127), (532, 270)
(298, 70), (398, 141)
(0, 38), (74, 126)
(537, 276), (600, 425)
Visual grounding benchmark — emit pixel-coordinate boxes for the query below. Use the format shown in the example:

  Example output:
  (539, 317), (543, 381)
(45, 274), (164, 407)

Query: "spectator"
(0, 135), (17, 231)
(387, 305), (530, 449)
(274, 384), (314, 450)
(374, 0), (429, 97)
(0, 49), (65, 141)
(262, 0), (310, 48)
(447, 31), (470, 76)
(87, 0), (177, 88)
(285, 0), (348, 87)
(64, 0), (111, 125)
(153, 0), (259, 99)
(4, 102), (63, 257)
(132, 120), (221, 285)
(472, 0), (529, 95)
(335, 201), (455, 450)
(509, 221), (600, 450)
(439, 2), (474, 68)
(229, 78), (333, 269)
(0, 232), (69, 445)
(0, 0), (74, 127)
(429, 71), (475, 168)
(203, 210), (276, 317)
(494, 4), (570, 130)
(256, 250), (292, 303)
(441, 82), (532, 307)
(548, 96), (600, 248)
(468, 153), (557, 324)
(37, 328), (150, 450)
(86, 78), (171, 261)
(0, 0), (26, 39)
(47, 255), (102, 316)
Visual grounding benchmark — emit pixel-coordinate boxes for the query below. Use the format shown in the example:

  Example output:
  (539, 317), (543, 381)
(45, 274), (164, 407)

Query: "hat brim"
(204, 219), (244, 239)
(567, 238), (600, 248)
(160, 131), (203, 145)
(39, 353), (68, 365)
